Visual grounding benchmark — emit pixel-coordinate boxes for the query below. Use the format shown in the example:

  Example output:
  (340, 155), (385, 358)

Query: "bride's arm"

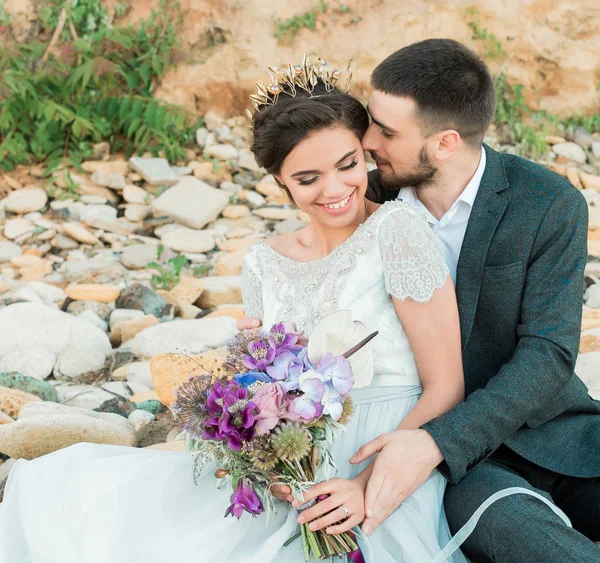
(392, 278), (464, 430)
(378, 206), (464, 431)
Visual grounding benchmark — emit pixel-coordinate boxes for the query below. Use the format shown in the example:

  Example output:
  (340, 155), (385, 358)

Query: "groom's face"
(362, 91), (437, 191)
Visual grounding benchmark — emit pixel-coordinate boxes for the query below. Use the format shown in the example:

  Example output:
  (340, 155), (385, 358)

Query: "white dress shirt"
(396, 147), (487, 284)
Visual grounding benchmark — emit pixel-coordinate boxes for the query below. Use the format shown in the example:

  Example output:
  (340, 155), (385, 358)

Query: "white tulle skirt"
(0, 385), (469, 563)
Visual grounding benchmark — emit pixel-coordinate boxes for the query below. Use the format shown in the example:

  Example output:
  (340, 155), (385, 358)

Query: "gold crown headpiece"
(246, 53), (353, 125)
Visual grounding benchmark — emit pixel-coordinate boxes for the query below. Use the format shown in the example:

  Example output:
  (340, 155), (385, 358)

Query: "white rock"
(124, 204), (152, 222)
(25, 281), (66, 305)
(161, 227), (215, 253)
(575, 352), (600, 400)
(3, 187), (48, 213)
(152, 177), (229, 229)
(53, 345), (107, 381)
(80, 204), (118, 227)
(204, 144), (239, 161)
(219, 181), (243, 194)
(128, 408), (155, 431)
(128, 157), (180, 186)
(592, 141), (600, 160)
(584, 284), (600, 308)
(0, 240), (23, 263)
(121, 244), (158, 270)
(54, 383), (114, 410)
(195, 127), (209, 148)
(101, 381), (151, 398)
(91, 171), (127, 190)
(0, 303), (111, 364)
(80, 194), (108, 205)
(237, 149), (264, 173)
(244, 191), (267, 208)
(77, 309), (108, 332)
(110, 308), (145, 330)
(123, 184), (150, 204)
(0, 348), (56, 379)
(552, 142), (587, 164)
(128, 316), (238, 358)
(4, 218), (35, 240)
(122, 360), (154, 389)
(1, 402), (135, 459)
(13, 287), (45, 305)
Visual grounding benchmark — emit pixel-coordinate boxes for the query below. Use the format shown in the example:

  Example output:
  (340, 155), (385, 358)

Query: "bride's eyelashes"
(297, 160), (359, 186)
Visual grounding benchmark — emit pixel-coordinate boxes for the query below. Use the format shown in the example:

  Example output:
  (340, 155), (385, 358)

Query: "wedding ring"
(341, 505), (350, 519)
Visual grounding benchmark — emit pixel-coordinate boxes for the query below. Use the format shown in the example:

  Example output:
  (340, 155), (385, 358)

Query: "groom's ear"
(433, 130), (461, 161)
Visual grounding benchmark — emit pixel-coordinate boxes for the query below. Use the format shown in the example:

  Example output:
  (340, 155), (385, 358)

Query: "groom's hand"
(237, 317), (262, 331)
(349, 429), (443, 535)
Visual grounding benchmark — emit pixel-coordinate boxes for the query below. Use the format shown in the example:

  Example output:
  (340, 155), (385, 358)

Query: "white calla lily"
(307, 310), (375, 389)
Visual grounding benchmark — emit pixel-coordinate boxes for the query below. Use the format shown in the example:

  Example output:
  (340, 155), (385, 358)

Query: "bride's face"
(277, 126), (368, 228)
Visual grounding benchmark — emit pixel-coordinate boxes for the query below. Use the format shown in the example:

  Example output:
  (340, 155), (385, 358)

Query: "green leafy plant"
(274, 2), (328, 41)
(0, 0), (201, 173)
(147, 244), (188, 290)
(466, 7), (505, 60)
(192, 263), (212, 278)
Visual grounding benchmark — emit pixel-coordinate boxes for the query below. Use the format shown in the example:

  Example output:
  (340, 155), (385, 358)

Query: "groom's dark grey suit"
(367, 144), (600, 562)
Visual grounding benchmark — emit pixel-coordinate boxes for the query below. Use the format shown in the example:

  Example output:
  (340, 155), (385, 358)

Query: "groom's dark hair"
(371, 38), (496, 148)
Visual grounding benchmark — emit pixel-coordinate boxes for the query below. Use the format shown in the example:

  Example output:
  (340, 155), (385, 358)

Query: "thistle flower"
(338, 396), (355, 426)
(249, 436), (279, 472)
(170, 375), (213, 439)
(224, 478), (263, 519)
(272, 422), (311, 461)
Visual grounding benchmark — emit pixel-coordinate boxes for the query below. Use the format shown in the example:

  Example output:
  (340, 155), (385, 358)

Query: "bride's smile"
(275, 126), (369, 229)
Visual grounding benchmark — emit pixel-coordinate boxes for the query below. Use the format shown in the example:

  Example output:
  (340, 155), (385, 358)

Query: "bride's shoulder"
(367, 199), (423, 226)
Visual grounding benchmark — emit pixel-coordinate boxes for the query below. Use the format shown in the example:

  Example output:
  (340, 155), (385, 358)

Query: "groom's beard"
(374, 146), (438, 192)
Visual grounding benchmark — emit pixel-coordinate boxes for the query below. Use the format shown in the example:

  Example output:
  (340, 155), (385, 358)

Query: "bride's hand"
(269, 474), (293, 503)
(292, 474), (368, 535)
(237, 316), (262, 331)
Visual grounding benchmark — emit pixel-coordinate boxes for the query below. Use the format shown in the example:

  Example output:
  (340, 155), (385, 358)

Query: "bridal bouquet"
(171, 311), (376, 561)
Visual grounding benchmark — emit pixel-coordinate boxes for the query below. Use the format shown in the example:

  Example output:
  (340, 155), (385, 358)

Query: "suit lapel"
(456, 145), (509, 350)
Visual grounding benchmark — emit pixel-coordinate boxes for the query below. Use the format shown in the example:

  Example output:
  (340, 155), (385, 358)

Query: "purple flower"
(266, 351), (304, 392)
(288, 395), (324, 422)
(243, 337), (277, 371)
(317, 354), (354, 396)
(203, 381), (258, 450)
(224, 478), (263, 519)
(297, 354), (354, 422)
(234, 371), (272, 388)
(268, 322), (301, 354)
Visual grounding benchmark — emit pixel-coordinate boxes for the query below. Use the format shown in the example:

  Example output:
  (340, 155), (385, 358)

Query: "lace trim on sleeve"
(242, 254), (264, 320)
(378, 206), (450, 303)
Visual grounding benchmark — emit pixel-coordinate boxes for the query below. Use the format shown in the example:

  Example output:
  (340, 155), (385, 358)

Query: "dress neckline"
(256, 201), (401, 266)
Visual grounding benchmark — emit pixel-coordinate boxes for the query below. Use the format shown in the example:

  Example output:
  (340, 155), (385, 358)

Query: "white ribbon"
(430, 486), (572, 563)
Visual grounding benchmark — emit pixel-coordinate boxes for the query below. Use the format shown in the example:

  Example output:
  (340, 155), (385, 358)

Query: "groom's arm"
(422, 185), (588, 484)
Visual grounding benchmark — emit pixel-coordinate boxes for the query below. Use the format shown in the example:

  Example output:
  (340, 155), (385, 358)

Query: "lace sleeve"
(378, 206), (449, 303)
(241, 254), (264, 320)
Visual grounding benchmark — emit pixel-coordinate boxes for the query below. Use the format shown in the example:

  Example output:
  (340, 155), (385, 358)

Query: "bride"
(0, 57), (554, 562)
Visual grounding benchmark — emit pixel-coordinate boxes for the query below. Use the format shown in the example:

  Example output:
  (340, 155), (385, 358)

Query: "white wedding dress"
(0, 201), (566, 562)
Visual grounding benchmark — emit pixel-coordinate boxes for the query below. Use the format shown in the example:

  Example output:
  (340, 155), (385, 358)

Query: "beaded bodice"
(242, 201), (449, 387)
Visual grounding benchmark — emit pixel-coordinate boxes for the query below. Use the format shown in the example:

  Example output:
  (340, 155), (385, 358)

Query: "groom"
(240, 39), (600, 561)
(352, 39), (600, 562)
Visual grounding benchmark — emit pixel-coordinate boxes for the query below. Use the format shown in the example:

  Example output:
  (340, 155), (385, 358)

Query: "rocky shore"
(1, 114), (600, 500)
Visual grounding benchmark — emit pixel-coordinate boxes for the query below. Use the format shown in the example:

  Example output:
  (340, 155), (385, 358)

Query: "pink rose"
(253, 383), (285, 435)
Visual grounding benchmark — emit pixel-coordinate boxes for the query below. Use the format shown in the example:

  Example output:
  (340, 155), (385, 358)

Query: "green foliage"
(192, 263), (212, 278)
(38, 0), (111, 41)
(0, 1), (11, 27)
(274, 2), (328, 41)
(147, 244), (188, 290)
(0, 0), (201, 173)
(466, 7), (505, 60)
(335, 4), (352, 14)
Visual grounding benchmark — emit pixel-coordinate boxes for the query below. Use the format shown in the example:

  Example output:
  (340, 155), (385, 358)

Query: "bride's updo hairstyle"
(249, 56), (369, 203)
